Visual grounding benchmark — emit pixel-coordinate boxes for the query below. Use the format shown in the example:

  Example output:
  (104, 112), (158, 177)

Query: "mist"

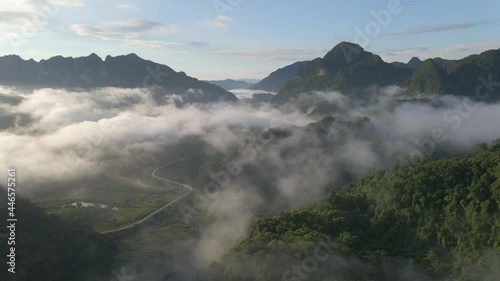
(1, 84), (499, 280)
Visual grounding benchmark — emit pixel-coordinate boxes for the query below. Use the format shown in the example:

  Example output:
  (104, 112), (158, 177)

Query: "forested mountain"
(203, 142), (500, 281)
(0, 54), (237, 103)
(271, 42), (500, 105)
(403, 49), (500, 98)
(273, 42), (413, 104)
(250, 61), (310, 92)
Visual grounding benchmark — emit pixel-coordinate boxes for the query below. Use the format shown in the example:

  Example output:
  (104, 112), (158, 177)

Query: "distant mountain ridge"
(0, 53), (237, 103)
(205, 79), (254, 90)
(250, 61), (310, 92)
(391, 57), (423, 69)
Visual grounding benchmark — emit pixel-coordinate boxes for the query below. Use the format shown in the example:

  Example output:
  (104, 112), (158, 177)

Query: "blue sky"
(1, 0), (499, 80)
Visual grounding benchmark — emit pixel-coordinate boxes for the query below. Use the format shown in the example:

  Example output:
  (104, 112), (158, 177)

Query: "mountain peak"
(274, 42), (413, 103)
(87, 53), (101, 60)
(104, 53), (143, 62)
(334, 41), (364, 51)
(0, 54), (24, 63)
(45, 55), (70, 63)
(324, 41), (366, 65)
(407, 57), (422, 68)
(125, 53), (141, 59)
(391, 56), (423, 69)
(77, 53), (102, 65)
(408, 57), (421, 63)
(0, 54), (22, 59)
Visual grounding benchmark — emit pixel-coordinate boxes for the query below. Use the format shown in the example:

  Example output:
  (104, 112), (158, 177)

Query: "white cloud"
(71, 24), (136, 40)
(0, 0), (84, 11)
(388, 21), (494, 36)
(379, 40), (500, 62)
(0, 0), (85, 51)
(108, 19), (178, 34)
(125, 39), (179, 47)
(0, 86), (312, 188)
(71, 19), (179, 47)
(0, 11), (34, 26)
(0, 0), (84, 28)
(2, 84), (500, 269)
(72, 19), (179, 38)
(199, 15), (233, 29)
(36, 0), (84, 7)
(115, 3), (141, 11)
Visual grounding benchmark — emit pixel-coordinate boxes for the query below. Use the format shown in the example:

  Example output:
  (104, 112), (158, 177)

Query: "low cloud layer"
(0, 85), (310, 191)
(389, 20), (493, 36)
(1, 84), (499, 279)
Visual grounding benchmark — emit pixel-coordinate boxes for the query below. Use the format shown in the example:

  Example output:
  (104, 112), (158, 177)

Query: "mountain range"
(272, 42), (500, 104)
(205, 79), (254, 90)
(0, 42), (499, 105)
(0, 53), (237, 103)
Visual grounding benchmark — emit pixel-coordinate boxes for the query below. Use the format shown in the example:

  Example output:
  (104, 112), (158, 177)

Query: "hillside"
(0, 189), (116, 281)
(273, 42), (413, 104)
(0, 54), (237, 103)
(250, 61), (310, 92)
(203, 141), (500, 281)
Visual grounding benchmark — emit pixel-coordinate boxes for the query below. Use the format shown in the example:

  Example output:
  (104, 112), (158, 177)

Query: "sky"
(0, 0), (499, 80)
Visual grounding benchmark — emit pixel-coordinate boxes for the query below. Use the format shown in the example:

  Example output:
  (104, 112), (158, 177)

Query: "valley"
(0, 2), (499, 280)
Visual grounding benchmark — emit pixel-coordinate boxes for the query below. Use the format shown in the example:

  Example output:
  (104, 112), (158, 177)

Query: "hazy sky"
(1, 0), (499, 80)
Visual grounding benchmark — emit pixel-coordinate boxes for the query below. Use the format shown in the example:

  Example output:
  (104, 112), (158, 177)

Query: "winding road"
(100, 157), (194, 235)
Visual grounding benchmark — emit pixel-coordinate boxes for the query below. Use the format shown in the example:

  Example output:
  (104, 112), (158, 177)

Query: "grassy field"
(34, 183), (188, 232)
